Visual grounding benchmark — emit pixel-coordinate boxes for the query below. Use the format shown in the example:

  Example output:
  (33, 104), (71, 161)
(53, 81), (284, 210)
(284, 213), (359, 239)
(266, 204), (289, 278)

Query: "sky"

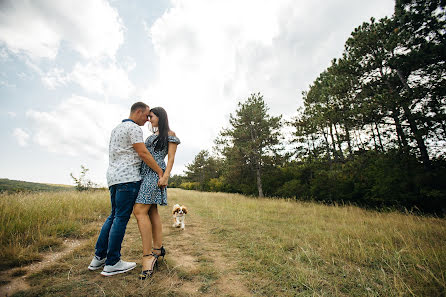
(0, 0), (395, 186)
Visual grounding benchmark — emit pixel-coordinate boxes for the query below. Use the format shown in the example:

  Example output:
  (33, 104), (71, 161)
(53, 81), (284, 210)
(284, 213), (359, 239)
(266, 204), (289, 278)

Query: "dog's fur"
(172, 204), (188, 230)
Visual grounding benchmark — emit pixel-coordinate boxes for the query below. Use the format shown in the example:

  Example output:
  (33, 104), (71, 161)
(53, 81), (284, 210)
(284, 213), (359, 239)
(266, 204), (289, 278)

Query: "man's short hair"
(130, 102), (149, 113)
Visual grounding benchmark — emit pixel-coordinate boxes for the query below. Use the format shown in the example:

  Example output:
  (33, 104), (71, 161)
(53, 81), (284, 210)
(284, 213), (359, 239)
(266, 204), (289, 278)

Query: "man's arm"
(133, 143), (163, 177)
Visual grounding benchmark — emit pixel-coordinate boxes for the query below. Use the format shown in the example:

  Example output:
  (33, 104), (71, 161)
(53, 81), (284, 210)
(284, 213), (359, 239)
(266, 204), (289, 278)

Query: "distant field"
(0, 189), (445, 296)
(0, 178), (74, 193)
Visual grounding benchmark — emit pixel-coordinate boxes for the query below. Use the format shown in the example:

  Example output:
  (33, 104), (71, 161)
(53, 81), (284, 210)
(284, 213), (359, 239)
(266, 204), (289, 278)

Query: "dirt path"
(0, 205), (252, 296)
(160, 213), (252, 296)
(0, 239), (85, 297)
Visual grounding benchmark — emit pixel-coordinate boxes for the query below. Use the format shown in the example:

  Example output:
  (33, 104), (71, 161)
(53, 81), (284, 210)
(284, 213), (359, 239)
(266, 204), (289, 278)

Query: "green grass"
(0, 189), (445, 296)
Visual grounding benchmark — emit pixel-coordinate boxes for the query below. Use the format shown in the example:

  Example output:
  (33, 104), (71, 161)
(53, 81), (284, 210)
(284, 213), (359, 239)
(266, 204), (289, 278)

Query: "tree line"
(0, 178), (74, 193)
(171, 0), (446, 215)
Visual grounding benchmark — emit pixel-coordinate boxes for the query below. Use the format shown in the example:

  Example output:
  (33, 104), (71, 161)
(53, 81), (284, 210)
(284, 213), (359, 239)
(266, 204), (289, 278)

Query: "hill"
(0, 178), (74, 193)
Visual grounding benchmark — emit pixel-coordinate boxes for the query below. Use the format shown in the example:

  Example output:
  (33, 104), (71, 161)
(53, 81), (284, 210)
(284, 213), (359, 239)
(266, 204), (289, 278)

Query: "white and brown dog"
(172, 204), (188, 230)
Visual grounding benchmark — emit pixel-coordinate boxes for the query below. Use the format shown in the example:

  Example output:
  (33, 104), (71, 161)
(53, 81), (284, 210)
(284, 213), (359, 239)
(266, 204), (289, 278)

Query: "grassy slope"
(1, 189), (445, 296)
(0, 178), (74, 193)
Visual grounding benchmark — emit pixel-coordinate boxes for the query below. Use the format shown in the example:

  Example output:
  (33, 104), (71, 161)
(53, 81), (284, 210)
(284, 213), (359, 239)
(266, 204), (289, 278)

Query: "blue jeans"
(95, 181), (141, 265)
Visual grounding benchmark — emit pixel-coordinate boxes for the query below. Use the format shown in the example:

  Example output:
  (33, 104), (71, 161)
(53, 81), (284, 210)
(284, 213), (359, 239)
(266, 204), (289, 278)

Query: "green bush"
(179, 182), (200, 190)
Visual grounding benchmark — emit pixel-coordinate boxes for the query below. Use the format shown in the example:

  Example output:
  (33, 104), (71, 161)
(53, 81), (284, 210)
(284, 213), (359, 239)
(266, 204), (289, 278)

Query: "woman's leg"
(148, 205), (163, 251)
(133, 203), (154, 270)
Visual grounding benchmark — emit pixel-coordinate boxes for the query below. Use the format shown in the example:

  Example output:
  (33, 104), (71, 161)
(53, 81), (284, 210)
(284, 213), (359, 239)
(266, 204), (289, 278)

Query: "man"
(88, 102), (165, 276)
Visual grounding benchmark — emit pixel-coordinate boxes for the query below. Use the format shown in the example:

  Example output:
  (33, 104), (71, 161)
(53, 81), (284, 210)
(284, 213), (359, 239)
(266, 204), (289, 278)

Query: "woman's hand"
(158, 175), (169, 189)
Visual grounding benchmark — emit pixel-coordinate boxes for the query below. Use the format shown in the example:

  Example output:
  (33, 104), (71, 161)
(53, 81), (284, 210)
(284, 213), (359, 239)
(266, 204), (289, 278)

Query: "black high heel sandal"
(152, 246), (166, 259)
(139, 252), (159, 280)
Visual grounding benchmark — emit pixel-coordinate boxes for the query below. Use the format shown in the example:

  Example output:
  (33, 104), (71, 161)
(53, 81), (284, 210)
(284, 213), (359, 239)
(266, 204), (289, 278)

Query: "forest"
(170, 0), (446, 215)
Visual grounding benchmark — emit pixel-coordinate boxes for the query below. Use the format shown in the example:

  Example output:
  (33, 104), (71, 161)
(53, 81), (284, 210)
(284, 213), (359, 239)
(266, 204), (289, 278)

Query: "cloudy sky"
(0, 0), (394, 186)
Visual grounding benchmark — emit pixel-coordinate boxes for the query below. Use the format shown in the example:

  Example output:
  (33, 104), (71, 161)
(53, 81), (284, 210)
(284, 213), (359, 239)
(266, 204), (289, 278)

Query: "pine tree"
(218, 93), (282, 197)
(184, 150), (220, 190)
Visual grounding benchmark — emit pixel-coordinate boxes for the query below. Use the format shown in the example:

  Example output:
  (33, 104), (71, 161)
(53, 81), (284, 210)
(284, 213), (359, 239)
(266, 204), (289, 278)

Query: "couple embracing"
(88, 102), (180, 280)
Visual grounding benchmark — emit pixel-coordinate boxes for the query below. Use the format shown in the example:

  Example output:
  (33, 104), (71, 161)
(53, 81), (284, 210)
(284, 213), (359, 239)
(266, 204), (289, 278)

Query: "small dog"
(172, 204), (188, 230)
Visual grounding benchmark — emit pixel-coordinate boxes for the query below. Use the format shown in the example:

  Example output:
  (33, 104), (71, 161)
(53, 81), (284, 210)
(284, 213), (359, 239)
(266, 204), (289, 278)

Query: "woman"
(133, 107), (180, 280)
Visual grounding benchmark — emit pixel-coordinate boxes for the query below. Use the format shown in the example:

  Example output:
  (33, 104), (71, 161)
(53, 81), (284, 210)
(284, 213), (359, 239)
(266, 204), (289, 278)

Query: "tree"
(184, 150), (221, 190)
(218, 93), (283, 197)
(70, 165), (98, 191)
(168, 174), (185, 188)
(392, 0), (446, 164)
(342, 0), (446, 167)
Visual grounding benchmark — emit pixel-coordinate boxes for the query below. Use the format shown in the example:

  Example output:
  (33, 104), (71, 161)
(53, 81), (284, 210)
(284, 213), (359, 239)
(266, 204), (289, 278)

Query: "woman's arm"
(164, 142), (178, 178)
(158, 132), (178, 187)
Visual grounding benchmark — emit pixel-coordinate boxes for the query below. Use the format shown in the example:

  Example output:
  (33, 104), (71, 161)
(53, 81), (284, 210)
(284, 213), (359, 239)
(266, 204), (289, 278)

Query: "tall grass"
(169, 190), (446, 296)
(0, 190), (110, 270)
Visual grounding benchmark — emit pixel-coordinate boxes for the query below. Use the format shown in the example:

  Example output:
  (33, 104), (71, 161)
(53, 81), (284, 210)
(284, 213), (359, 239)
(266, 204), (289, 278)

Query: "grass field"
(0, 189), (445, 296)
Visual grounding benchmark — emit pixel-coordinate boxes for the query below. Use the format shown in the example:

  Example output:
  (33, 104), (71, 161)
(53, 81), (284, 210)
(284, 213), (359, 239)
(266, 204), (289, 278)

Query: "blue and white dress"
(135, 134), (181, 205)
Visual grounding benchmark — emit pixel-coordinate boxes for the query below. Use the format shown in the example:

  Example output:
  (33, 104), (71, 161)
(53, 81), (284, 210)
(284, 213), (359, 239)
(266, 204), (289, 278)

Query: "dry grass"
(0, 190), (110, 270)
(176, 190), (446, 296)
(1, 188), (445, 296)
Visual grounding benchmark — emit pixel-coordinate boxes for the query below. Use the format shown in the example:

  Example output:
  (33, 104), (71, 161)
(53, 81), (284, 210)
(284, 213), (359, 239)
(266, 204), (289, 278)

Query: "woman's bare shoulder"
(168, 130), (176, 137)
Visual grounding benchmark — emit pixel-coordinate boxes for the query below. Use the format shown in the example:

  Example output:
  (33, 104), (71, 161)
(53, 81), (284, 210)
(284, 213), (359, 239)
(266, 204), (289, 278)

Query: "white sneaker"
(88, 255), (106, 271)
(100, 260), (136, 276)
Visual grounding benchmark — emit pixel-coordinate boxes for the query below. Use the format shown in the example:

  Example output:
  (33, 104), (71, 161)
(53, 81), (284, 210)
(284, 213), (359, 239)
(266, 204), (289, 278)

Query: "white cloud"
(145, 0), (394, 156)
(7, 111), (16, 117)
(146, 0), (284, 151)
(41, 61), (135, 98)
(0, 48), (9, 60)
(13, 128), (30, 146)
(0, 80), (15, 88)
(0, 0), (124, 59)
(70, 61), (134, 98)
(143, 20), (152, 37)
(41, 68), (70, 89)
(26, 96), (127, 158)
(122, 56), (136, 72)
(17, 72), (33, 80)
